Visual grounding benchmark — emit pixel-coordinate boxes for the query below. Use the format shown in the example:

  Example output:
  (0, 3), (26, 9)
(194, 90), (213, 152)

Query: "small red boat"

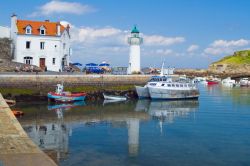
(48, 84), (87, 102)
(207, 80), (219, 85)
(12, 110), (24, 117)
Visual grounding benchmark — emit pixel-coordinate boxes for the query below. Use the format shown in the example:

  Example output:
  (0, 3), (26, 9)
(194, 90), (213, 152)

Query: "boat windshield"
(149, 76), (169, 82)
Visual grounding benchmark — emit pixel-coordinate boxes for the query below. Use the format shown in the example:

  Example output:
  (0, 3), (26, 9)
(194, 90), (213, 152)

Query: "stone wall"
(0, 74), (150, 88)
(0, 38), (12, 61)
(0, 74), (151, 101)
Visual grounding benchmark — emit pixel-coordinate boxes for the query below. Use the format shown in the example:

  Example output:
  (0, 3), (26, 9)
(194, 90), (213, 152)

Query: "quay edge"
(0, 93), (57, 166)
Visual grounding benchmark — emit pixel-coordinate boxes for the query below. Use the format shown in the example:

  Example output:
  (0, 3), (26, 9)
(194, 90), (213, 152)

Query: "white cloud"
(77, 27), (123, 42)
(155, 49), (173, 55)
(66, 23), (186, 65)
(31, 0), (95, 17)
(187, 44), (199, 52)
(143, 35), (185, 46)
(204, 39), (249, 55)
(211, 39), (249, 47)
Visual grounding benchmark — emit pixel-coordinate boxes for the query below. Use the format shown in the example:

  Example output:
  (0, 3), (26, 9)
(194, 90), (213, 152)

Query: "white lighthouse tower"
(127, 26), (143, 74)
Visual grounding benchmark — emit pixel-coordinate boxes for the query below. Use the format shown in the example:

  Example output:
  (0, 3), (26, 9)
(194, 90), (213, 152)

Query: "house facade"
(10, 14), (71, 71)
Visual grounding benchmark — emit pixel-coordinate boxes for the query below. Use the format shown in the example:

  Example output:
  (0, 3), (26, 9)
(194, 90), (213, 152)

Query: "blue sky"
(1, 0), (250, 68)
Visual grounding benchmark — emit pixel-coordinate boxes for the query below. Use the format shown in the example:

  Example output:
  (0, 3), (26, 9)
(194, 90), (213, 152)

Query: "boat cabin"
(149, 76), (171, 82)
(149, 82), (197, 89)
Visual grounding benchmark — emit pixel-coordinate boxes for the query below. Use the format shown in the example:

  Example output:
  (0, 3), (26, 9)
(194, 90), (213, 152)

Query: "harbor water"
(16, 85), (250, 166)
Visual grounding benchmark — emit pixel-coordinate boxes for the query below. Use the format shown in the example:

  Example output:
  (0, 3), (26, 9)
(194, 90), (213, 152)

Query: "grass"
(0, 88), (38, 96)
(65, 85), (135, 92)
(213, 50), (250, 65)
(0, 85), (136, 96)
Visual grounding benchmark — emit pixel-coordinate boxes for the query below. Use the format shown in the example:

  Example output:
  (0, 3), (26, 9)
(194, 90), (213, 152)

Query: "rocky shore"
(175, 68), (250, 79)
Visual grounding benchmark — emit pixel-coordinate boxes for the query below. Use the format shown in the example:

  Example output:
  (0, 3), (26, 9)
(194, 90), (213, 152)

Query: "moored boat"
(135, 62), (172, 99)
(206, 76), (221, 85)
(239, 78), (250, 87)
(12, 110), (24, 117)
(207, 80), (219, 85)
(221, 77), (236, 87)
(48, 84), (87, 102)
(135, 75), (171, 98)
(103, 93), (127, 101)
(148, 81), (199, 100)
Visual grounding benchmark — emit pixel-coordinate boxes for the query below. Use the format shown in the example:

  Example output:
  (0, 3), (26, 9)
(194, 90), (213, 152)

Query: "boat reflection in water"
(147, 100), (199, 134)
(148, 100), (198, 122)
(22, 101), (85, 164)
(20, 100), (198, 163)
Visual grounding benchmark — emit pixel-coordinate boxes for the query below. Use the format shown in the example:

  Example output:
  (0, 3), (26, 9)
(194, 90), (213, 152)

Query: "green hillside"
(213, 50), (250, 65)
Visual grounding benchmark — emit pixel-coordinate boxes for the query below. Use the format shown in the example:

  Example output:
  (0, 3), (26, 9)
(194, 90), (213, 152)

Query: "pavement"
(0, 94), (57, 166)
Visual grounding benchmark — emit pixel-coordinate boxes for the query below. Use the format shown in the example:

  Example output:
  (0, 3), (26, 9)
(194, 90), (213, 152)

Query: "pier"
(0, 93), (57, 166)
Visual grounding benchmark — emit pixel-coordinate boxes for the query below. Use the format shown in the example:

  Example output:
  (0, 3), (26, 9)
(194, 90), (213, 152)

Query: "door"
(40, 58), (46, 70)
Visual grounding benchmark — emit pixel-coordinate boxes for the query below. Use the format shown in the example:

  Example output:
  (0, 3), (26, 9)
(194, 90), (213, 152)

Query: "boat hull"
(135, 85), (150, 98)
(148, 87), (199, 100)
(207, 81), (219, 85)
(103, 94), (127, 101)
(240, 81), (250, 87)
(48, 92), (86, 101)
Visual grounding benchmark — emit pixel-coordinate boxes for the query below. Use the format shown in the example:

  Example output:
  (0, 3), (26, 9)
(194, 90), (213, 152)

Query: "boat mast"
(160, 61), (164, 76)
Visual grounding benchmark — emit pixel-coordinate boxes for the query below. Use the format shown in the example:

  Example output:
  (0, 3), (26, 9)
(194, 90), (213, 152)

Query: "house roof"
(16, 20), (68, 36)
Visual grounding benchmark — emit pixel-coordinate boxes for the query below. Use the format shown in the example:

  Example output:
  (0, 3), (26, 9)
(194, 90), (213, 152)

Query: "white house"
(0, 26), (10, 38)
(10, 14), (71, 72)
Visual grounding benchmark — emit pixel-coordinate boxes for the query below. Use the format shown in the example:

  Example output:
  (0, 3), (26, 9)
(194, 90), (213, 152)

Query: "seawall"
(0, 74), (151, 101)
(0, 93), (57, 166)
(0, 74), (151, 87)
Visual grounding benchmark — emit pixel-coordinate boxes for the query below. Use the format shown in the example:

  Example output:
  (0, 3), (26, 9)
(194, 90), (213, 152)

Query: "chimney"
(45, 19), (50, 22)
(10, 13), (17, 39)
(57, 23), (61, 36)
(11, 13), (17, 26)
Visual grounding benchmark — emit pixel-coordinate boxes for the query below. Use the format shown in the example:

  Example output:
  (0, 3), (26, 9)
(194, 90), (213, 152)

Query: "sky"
(1, 0), (250, 69)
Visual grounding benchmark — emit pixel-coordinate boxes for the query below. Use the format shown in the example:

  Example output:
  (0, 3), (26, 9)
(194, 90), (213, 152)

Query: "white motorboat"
(221, 77), (236, 87)
(103, 93), (127, 101)
(240, 78), (250, 86)
(135, 75), (171, 98)
(135, 62), (173, 98)
(192, 77), (206, 84)
(148, 80), (199, 100)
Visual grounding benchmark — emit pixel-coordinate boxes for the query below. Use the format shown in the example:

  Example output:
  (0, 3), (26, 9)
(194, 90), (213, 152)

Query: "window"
(26, 41), (31, 49)
(184, 84), (187, 87)
(167, 84), (171, 87)
(176, 84), (180, 87)
(40, 26), (46, 35)
(62, 57), (67, 66)
(63, 43), (66, 49)
(180, 84), (183, 87)
(40, 42), (45, 50)
(52, 58), (56, 65)
(25, 26), (32, 34)
(24, 56), (33, 64)
(161, 84), (165, 86)
(172, 84), (175, 87)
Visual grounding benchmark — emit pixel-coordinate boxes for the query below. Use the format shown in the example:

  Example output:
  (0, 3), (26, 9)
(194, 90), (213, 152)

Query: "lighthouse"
(127, 26), (143, 74)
